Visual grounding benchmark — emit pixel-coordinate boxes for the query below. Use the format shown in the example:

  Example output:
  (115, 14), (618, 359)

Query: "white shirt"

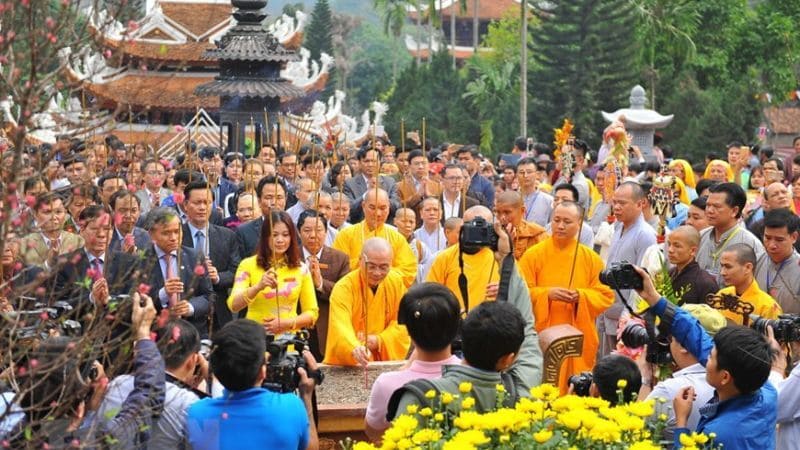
(647, 363), (713, 441)
(414, 225), (447, 254)
(442, 193), (462, 220)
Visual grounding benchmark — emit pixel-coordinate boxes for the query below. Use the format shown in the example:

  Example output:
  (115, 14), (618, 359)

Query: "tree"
(305, 0), (335, 98)
(281, 2), (305, 17)
(529, 0), (640, 147)
(373, 0), (413, 79)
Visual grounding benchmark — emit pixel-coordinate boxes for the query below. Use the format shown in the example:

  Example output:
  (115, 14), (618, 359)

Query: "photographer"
(766, 328), (800, 449)
(640, 304), (726, 442)
(99, 319), (209, 449)
(5, 292), (164, 448)
(633, 265), (778, 449)
(573, 354), (640, 405)
(185, 319), (319, 450)
(426, 205), (542, 389)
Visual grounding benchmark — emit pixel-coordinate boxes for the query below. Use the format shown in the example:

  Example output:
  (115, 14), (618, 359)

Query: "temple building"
(62, 0), (332, 152)
(405, 0), (523, 62)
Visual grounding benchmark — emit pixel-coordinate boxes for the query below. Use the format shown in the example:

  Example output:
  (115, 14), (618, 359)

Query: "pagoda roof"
(195, 78), (305, 98)
(203, 34), (299, 62)
(764, 106), (800, 135)
(90, 1), (306, 64)
(408, 0), (521, 20)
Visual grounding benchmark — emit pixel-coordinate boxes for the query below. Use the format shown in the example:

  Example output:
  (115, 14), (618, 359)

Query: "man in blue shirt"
(186, 320), (320, 450)
(632, 265), (777, 450)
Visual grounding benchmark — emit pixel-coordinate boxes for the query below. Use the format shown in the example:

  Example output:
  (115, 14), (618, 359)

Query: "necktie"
(91, 258), (103, 281)
(163, 253), (177, 307)
(195, 230), (206, 257)
(151, 192), (160, 208)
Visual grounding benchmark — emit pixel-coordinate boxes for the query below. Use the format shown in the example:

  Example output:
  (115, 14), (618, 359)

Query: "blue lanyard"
(766, 258), (789, 289)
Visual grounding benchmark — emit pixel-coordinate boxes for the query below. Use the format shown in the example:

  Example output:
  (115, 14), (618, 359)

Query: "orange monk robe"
(323, 269), (410, 366)
(518, 238), (614, 393)
(332, 221), (418, 288)
(512, 220), (548, 260)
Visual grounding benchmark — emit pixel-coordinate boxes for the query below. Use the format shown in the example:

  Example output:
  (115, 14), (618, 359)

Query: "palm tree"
(630, 0), (700, 108)
(374, 0), (416, 73)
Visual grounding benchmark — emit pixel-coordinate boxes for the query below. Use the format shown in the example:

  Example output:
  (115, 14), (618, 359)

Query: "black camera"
(568, 371), (593, 396)
(599, 261), (643, 290)
(3, 301), (81, 340)
(751, 314), (800, 343)
(263, 330), (323, 393)
(619, 311), (672, 365)
(460, 217), (499, 251)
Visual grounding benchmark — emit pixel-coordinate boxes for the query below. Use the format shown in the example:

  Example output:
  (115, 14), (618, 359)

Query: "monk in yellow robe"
(324, 237), (410, 366)
(427, 207), (502, 311)
(333, 188), (417, 287)
(518, 201), (614, 392)
(494, 191), (548, 260)
(714, 244), (781, 325)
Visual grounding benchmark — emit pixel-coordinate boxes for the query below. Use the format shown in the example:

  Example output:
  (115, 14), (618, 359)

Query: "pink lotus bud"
(194, 264), (205, 276)
(137, 283), (151, 295)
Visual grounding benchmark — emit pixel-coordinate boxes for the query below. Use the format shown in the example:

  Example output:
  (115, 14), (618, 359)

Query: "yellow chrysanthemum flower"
(424, 390), (436, 399)
(411, 428), (442, 444)
(692, 432), (709, 445)
(441, 392), (454, 405)
(496, 384), (506, 393)
(419, 407), (433, 417)
(461, 397), (475, 410)
(405, 404), (418, 415)
(629, 441), (661, 450)
(625, 399), (655, 417)
(459, 382), (473, 393)
(529, 383), (560, 401)
(533, 429), (553, 444)
(679, 432), (697, 447)
(352, 442), (378, 450)
(617, 379), (628, 389)
(434, 413), (444, 422)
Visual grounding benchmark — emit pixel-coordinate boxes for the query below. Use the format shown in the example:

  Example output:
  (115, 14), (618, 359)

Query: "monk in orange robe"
(518, 201), (614, 392)
(324, 237), (410, 366)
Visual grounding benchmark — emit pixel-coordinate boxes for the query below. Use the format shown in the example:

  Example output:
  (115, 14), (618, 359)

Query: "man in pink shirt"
(364, 283), (462, 440)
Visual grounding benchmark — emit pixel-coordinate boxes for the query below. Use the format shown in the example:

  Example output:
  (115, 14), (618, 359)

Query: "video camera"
(599, 261), (644, 290)
(460, 217), (499, 251)
(751, 314), (800, 343)
(263, 330), (323, 393)
(3, 300), (82, 341)
(619, 310), (672, 365)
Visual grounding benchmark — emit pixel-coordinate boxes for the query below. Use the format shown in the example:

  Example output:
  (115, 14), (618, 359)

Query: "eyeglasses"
(145, 170), (165, 176)
(444, 176), (464, 181)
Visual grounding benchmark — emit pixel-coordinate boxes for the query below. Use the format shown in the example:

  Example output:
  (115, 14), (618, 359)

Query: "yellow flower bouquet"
(345, 383), (719, 450)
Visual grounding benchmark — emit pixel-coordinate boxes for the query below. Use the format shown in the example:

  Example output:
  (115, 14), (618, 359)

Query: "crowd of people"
(1, 129), (800, 449)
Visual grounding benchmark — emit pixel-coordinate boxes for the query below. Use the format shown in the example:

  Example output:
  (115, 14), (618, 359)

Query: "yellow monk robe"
(518, 238), (614, 393)
(332, 221), (417, 288)
(426, 245), (499, 311)
(715, 280), (782, 325)
(323, 269), (410, 366)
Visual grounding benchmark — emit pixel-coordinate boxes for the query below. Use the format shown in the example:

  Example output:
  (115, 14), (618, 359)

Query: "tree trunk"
(416, 1), (422, 65)
(472, 0), (478, 53)
(450, 0), (456, 69)
(520, 0), (527, 137)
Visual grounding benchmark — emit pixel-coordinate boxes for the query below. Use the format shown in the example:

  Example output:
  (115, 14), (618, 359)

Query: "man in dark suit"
(180, 180), (242, 331)
(50, 205), (119, 318)
(199, 147), (238, 215)
(236, 176), (289, 257)
(108, 207), (212, 337)
(296, 210), (350, 360)
(108, 189), (151, 254)
(344, 147), (401, 223)
(439, 163), (479, 226)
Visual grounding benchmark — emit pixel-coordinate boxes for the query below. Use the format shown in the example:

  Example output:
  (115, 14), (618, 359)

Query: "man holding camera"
(518, 201), (613, 392)
(185, 319), (319, 450)
(426, 205), (542, 389)
(633, 264), (779, 450)
(599, 181), (657, 357)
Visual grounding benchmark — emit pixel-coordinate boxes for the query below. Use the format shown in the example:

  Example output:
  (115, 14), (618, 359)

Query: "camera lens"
(620, 322), (649, 348)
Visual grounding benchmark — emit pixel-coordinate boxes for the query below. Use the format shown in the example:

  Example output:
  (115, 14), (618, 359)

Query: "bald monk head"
(550, 201), (583, 244)
(361, 237), (393, 288)
(666, 225), (701, 271)
(463, 205), (493, 222)
(494, 191), (525, 227)
(363, 188), (390, 230)
(393, 207), (416, 240)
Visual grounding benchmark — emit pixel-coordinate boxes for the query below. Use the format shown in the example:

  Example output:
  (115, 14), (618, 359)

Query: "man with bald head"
(599, 181), (657, 357)
(518, 201), (613, 392)
(714, 243), (781, 325)
(426, 205), (543, 389)
(324, 237), (411, 366)
(394, 207), (434, 282)
(667, 226), (718, 304)
(494, 191), (548, 259)
(333, 188), (417, 287)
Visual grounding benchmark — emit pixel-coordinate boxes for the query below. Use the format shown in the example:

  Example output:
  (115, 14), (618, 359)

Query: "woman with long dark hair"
(228, 210), (318, 334)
